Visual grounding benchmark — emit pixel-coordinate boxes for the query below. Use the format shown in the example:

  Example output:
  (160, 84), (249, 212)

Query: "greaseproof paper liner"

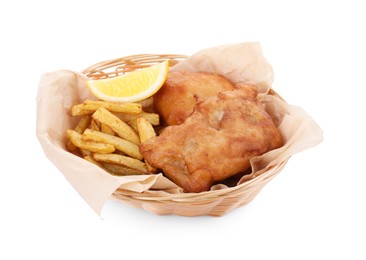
(36, 42), (323, 215)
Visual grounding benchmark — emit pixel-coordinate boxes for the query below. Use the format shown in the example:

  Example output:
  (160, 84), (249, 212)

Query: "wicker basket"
(82, 54), (288, 217)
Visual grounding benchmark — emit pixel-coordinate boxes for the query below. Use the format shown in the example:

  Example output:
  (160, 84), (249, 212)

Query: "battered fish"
(153, 71), (233, 125)
(140, 85), (283, 193)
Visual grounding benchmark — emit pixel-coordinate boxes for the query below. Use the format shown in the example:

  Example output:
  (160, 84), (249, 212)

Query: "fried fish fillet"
(140, 85), (283, 193)
(153, 71), (233, 125)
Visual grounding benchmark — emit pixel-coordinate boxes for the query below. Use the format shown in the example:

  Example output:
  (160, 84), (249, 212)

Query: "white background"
(1, 0), (365, 259)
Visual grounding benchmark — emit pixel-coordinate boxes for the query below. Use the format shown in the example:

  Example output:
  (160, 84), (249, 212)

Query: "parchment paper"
(36, 42), (323, 215)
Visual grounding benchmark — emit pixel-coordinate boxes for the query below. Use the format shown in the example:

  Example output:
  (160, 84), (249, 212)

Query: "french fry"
(102, 163), (146, 176)
(85, 100), (142, 113)
(116, 112), (160, 126)
(93, 153), (148, 173)
(127, 118), (139, 133)
(90, 118), (100, 131)
(71, 100), (142, 116)
(66, 139), (77, 152)
(84, 155), (103, 168)
(80, 148), (92, 157)
(67, 129), (115, 154)
(74, 115), (92, 133)
(136, 117), (157, 173)
(100, 123), (115, 135)
(84, 156), (142, 177)
(82, 129), (142, 160)
(92, 107), (140, 145)
(66, 115), (91, 151)
(136, 117), (156, 143)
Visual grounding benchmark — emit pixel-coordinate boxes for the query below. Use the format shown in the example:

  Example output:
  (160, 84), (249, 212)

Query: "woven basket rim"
(82, 53), (285, 101)
(82, 54), (188, 79)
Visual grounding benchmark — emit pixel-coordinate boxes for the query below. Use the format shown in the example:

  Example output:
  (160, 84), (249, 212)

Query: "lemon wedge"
(86, 60), (169, 102)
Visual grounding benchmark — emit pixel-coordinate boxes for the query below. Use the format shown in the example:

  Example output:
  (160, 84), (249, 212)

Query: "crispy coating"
(140, 85), (283, 192)
(153, 71), (233, 125)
